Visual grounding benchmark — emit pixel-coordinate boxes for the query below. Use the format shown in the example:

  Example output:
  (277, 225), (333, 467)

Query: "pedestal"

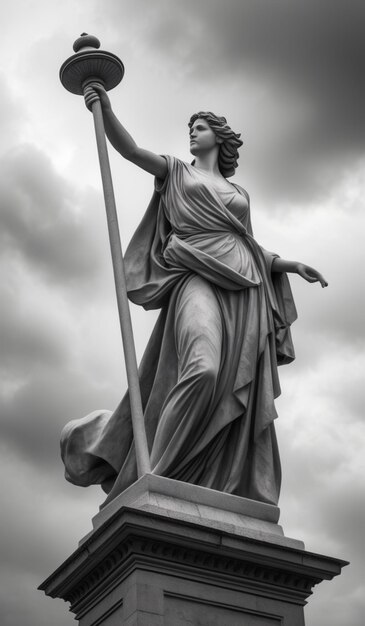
(39, 476), (347, 625)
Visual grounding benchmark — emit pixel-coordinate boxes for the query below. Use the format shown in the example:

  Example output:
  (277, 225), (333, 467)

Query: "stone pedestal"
(39, 475), (347, 625)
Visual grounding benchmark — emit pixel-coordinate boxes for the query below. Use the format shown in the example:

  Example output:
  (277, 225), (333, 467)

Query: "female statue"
(61, 85), (327, 507)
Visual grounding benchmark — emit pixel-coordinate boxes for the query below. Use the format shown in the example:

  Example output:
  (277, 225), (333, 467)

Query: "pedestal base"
(39, 477), (347, 625)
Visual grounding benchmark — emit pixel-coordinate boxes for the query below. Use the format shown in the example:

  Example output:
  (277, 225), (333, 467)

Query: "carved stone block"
(39, 478), (347, 625)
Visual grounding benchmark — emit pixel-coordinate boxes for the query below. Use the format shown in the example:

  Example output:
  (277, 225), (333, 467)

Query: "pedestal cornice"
(39, 506), (347, 621)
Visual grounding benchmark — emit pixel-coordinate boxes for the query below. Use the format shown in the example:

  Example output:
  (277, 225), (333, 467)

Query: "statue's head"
(188, 111), (243, 178)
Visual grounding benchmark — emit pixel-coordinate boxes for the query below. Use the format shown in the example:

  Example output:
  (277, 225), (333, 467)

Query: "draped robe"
(61, 156), (297, 506)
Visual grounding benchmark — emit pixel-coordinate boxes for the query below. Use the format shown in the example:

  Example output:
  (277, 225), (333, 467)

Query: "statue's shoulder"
(162, 155), (192, 173)
(156, 156), (190, 195)
(231, 182), (250, 204)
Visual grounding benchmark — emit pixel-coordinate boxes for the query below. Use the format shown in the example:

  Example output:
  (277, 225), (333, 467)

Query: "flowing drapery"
(61, 157), (297, 506)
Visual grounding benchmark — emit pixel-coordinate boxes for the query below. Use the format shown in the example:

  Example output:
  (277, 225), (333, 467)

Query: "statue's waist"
(163, 233), (261, 288)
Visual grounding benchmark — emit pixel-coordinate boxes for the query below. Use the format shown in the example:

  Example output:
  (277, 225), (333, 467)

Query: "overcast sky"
(0, 1), (364, 624)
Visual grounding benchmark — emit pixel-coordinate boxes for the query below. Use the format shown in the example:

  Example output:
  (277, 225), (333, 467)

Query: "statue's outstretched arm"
(272, 257), (328, 288)
(84, 83), (168, 179)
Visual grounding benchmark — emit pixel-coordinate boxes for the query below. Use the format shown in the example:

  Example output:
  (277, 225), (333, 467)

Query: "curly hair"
(188, 111), (243, 178)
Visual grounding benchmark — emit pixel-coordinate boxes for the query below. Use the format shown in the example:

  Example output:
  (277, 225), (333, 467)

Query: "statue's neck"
(193, 148), (220, 175)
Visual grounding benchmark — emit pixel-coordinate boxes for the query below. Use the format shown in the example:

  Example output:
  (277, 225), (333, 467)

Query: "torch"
(60, 34), (151, 478)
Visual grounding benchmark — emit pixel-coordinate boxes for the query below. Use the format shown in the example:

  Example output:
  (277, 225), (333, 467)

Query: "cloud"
(0, 144), (109, 289)
(276, 363), (365, 626)
(103, 0), (365, 204)
(0, 445), (101, 626)
(0, 136), (132, 472)
(140, 0), (365, 141)
(0, 112), (158, 479)
(251, 157), (365, 364)
(0, 4), (363, 626)
(0, 268), (126, 470)
(0, 71), (28, 151)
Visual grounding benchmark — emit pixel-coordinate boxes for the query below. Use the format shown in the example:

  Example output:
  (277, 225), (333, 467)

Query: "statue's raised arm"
(84, 83), (168, 178)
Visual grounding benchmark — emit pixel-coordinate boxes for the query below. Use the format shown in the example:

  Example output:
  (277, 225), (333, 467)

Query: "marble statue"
(61, 84), (327, 508)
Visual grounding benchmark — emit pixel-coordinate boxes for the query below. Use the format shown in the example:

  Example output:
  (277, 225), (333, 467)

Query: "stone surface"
(86, 474), (303, 550)
(39, 497), (347, 625)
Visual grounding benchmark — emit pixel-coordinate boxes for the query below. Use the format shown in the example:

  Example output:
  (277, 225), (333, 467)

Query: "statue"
(61, 82), (327, 509)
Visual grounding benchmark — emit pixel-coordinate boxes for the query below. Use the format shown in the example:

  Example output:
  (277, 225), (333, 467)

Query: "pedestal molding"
(40, 507), (347, 621)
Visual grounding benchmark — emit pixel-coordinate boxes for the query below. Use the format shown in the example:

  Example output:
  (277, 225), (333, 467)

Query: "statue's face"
(189, 118), (220, 155)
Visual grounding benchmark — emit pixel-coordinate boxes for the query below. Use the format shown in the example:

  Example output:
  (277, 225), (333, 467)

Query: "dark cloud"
(0, 570), (73, 626)
(144, 0), (365, 146)
(0, 451), (100, 575)
(0, 276), (72, 380)
(0, 360), (124, 470)
(105, 0), (365, 203)
(0, 451), (101, 626)
(0, 144), (108, 290)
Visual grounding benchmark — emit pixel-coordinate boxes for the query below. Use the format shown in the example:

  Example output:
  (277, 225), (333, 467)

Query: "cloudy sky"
(0, 1), (364, 624)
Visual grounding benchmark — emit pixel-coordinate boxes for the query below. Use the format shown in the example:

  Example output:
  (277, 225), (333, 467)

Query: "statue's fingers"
(84, 93), (100, 111)
(87, 81), (106, 94)
(84, 93), (99, 104)
(319, 275), (328, 287)
(84, 85), (96, 95)
(307, 271), (328, 287)
(84, 89), (100, 100)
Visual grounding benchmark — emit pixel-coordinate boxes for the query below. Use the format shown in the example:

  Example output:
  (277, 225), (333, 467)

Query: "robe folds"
(61, 156), (297, 506)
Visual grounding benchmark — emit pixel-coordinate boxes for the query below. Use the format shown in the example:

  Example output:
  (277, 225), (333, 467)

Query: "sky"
(0, 1), (364, 624)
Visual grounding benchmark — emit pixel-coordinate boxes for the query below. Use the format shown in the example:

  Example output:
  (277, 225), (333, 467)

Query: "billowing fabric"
(61, 157), (297, 507)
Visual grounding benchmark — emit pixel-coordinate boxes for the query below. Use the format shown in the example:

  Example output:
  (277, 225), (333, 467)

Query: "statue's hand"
(83, 83), (111, 112)
(296, 263), (328, 288)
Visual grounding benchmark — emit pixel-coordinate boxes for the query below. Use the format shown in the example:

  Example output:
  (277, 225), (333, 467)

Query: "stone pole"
(59, 34), (151, 478)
